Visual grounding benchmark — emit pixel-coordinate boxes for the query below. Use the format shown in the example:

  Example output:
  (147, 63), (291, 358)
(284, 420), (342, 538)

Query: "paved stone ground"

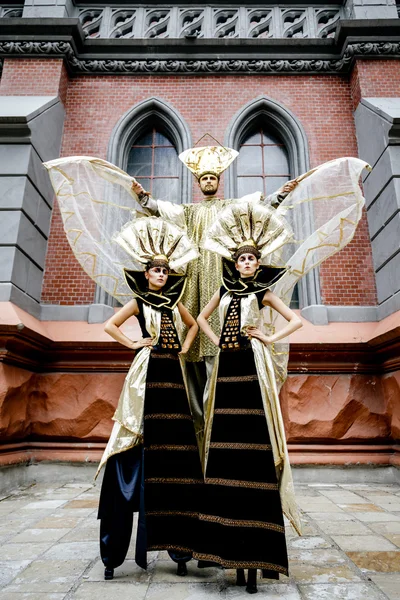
(1, 480), (400, 599)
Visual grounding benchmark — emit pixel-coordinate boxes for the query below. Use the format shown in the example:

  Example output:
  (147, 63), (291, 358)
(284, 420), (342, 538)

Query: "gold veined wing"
(43, 156), (149, 304)
(271, 156), (370, 304)
(264, 157), (370, 390)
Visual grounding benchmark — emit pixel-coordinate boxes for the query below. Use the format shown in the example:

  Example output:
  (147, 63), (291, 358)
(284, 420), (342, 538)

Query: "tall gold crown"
(179, 145), (239, 180)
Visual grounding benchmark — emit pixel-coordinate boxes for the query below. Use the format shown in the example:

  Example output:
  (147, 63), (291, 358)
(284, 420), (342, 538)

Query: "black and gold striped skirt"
(195, 348), (288, 576)
(143, 351), (203, 554)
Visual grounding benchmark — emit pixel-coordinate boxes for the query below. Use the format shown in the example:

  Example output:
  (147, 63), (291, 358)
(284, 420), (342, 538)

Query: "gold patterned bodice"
(182, 198), (233, 361)
(159, 310), (181, 352)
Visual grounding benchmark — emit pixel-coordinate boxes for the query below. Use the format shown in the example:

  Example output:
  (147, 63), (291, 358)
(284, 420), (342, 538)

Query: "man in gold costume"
(131, 145), (298, 442)
(131, 145), (298, 363)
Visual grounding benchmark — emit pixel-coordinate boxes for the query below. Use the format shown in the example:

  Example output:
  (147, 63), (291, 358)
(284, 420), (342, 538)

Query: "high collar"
(123, 270), (186, 310)
(221, 260), (287, 296)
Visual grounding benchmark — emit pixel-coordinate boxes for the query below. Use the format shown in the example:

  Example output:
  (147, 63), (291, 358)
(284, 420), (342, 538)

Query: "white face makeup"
(235, 253), (260, 278)
(145, 266), (169, 290)
(199, 174), (219, 196)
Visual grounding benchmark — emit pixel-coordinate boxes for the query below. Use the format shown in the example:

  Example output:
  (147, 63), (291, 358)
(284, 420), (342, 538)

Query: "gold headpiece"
(237, 239), (257, 249)
(113, 216), (198, 274)
(204, 200), (293, 264)
(179, 145), (239, 180)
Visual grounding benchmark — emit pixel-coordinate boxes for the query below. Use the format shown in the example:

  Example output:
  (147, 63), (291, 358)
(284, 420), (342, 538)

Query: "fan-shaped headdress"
(114, 216), (199, 309)
(204, 201), (293, 264)
(114, 216), (198, 272)
(179, 145), (238, 180)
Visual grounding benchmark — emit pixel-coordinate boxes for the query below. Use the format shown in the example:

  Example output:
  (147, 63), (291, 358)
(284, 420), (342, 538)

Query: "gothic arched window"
(236, 125), (298, 308)
(236, 128), (291, 197)
(225, 96), (317, 311)
(127, 128), (180, 202)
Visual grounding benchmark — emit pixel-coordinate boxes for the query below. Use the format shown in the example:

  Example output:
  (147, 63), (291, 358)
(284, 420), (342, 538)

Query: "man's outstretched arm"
(131, 181), (159, 215)
(265, 178), (299, 207)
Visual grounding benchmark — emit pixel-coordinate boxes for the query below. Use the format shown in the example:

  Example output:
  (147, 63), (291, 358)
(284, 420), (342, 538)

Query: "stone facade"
(0, 0), (399, 469)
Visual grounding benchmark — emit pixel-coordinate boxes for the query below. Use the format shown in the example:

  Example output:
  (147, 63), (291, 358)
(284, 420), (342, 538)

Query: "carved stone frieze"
(1, 39), (400, 74)
(0, 7), (23, 18)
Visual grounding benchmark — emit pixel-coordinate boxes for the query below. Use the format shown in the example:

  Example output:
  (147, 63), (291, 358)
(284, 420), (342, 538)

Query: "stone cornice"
(0, 18), (400, 74)
(1, 321), (399, 374)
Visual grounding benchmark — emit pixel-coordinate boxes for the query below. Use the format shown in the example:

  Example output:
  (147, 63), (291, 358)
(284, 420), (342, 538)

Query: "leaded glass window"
(237, 129), (291, 197)
(236, 126), (299, 308)
(127, 128), (179, 202)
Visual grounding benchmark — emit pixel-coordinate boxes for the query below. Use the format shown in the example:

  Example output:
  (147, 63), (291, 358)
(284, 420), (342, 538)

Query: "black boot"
(104, 567), (114, 580)
(236, 568), (246, 586)
(177, 560), (188, 576)
(246, 568), (258, 594)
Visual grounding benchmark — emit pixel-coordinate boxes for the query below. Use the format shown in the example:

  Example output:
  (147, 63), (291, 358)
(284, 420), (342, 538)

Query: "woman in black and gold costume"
(196, 202), (303, 594)
(95, 217), (202, 580)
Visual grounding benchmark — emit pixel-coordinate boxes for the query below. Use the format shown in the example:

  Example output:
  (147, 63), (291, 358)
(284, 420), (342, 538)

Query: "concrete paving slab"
(2, 479), (400, 600)
(146, 583), (224, 600)
(41, 542), (99, 561)
(63, 500), (98, 509)
(369, 522), (400, 535)
(332, 535), (398, 552)
(315, 520), (371, 536)
(289, 562), (361, 584)
(33, 517), (82, 529)
(2, 543), (54, 560)
(369, 572), (400, 600)
(384, 534), (400, 548)
(289, 536), (331, 550)
(0, 563), (31, 588)
(226, 583), (301, 598)
(347, 551), (400, 572)
(0, 593), (67, 600)
(10, 530), (70, 544)
(308, 512), (354, 521)
(298, 583), (385, 600)
(338, 504), (385, 512)
(71, 581), (149, 600)
(60, 528), (98, 543)
(3, 559), (91, 593)
(351, 512), (400, 522)
(22, 501), (67, 511)
(286, 549), (346, 565)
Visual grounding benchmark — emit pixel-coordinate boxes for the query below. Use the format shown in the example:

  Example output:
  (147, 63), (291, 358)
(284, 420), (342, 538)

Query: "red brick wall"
(0, 58), (69, 103)
(1, 59), (376, 306)
(351, 59), (400, 109)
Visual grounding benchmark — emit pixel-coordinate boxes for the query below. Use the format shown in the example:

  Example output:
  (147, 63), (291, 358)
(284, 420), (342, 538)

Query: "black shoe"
(177, 561), (188, 576)
(236, 568), (246, 586)
(246, 585), (258, 595)
(246, 569), (258, 594)
(104, 567), (114, 580)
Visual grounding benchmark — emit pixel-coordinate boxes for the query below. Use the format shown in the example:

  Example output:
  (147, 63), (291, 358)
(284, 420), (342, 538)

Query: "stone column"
(344, 0), (398, 19)
(22, 0), (75, 18)
(354, 98), (400, 318)
(0, 96), (65, 317)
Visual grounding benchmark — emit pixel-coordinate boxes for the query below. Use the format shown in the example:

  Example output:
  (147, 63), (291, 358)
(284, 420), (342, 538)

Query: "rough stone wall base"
(1, 461), (399, 496)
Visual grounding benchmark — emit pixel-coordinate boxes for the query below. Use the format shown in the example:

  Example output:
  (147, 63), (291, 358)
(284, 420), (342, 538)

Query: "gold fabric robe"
(95, 303), (189, 477)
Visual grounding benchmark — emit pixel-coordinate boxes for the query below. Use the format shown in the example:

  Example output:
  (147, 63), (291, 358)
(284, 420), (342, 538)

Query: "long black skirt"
(99, 350), (202, 568)
(195, 348), (288, 576)
(143, 351), (203, 554)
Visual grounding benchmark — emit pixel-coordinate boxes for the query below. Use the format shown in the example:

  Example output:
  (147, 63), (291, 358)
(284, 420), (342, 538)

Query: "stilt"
(246, 568), (258, 594)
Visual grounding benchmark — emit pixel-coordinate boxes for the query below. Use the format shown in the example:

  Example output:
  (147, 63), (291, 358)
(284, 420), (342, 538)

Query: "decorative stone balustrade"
(76, 5), (343, 40)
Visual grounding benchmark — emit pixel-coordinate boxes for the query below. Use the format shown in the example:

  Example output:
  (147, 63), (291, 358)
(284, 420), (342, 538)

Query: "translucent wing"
(264, 156), (370, 389)
(272, 156), (370, 305)
(44, 156), (150, 304)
